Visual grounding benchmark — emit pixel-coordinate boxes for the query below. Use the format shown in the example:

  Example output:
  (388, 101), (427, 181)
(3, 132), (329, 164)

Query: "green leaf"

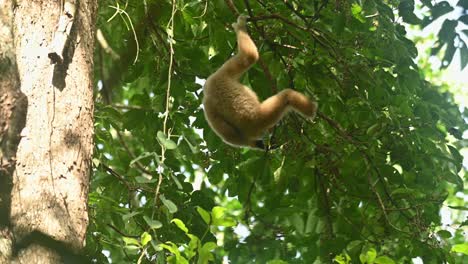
(171, 218), (189, 233)
(391, 188), (417, 198)
(438, 19), (457, 41)
(202, 241), (217, 251)
(289, 214), (304, 234)
(216, 218), (237, 228)
(458, 0), (468, 8)
(157, 131), (178, 150)
(334, 254), (351, 264)
(182, 10), (195, 25)
(347, 240), (363, 256)
(442, 39), (456, 68)
(448, 205), (468, 210)
(377, 3), (394, 20)
(375, 256), (395, 264)
(183, 136), (199, 154)
(443, 172), (464, 191)
(186, 234), (199, 260)
(360, 247), (377, 263)
(130, 151), (154, 166)
(198, 242), (216, 264)
(170, 173), (183, 190)
(163, 138), (177, 150)
(211, 206), (236, 227)
(161, 195), (178, 213)
(122, 211), (140, 221)
(267, 260), (289, 264)
(305, 210), (317, 234)
(366, 123), (380, 136)
(422, 2), (454, 27)
(207, 163), (224, 185)
(351, 3), (362, 15)
(211, 206), (225, 221)
(436, 230), (452, 239)
(431, 40), (445, 56)
(451, 243), (468, 255)
(421, 0), (433, 7)
(460, 219), (468, 227)
(398, 0), (422, 24)
(144, 216), (163, 229)
(135, 176), (157, 183)
(123, 237), (140, 247)
(160, 242), (189, 263)
(197, 206), (211, 225)
(141, 232), (152, 246)
(461, 42), (468, 70)
(333, 14), (346, 35)
(460, 14), (468, 25)
(351, 3), (366, 23)
(447, 145), (463, 172)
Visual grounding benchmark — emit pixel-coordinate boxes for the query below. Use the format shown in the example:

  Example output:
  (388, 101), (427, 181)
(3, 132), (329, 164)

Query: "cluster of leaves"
(417, 0), (468, 69)
(87, 0), (467, 263)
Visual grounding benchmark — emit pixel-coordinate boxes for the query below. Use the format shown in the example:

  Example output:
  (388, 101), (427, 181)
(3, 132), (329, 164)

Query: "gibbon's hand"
(232, 15), (248, 32)
(202, 15), (317, 149)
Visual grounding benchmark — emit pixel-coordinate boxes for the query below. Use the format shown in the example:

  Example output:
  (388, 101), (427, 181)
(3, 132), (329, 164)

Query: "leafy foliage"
(87, 0), (467, 263)
(420, 0), (468, 69)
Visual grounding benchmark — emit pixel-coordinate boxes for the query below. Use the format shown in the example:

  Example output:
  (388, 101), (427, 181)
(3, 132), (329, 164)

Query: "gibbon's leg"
(215, 15), (259, 80)
(207, 113), (253, 147)
(210, 115), (264, 149)
(257, 89), (318, 130)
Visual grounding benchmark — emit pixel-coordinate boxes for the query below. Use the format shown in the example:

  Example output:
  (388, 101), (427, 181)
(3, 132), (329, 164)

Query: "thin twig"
(154, 0), (177, 212)
(99, 163), (153, 193)
(193, 0), (209, 18)
(257, 58), (278, 93)
(107, 224), (139, 238)
(361, 151), (412, 221)
(107, 4), (140, 64)
(242, 0), (279, 93)
(225, 0), (239, 15)
(112, 104), (152, 111)
(250, 13), (337, 52)
(96, 29), (120, 60)
(317, 111), (361, 144)
(244, 154), (270, 223)
(100, 163), (131, 189)
(316, 169), (334, 238)
(116, 130), (153, 175)
(280, 0), (309, 24)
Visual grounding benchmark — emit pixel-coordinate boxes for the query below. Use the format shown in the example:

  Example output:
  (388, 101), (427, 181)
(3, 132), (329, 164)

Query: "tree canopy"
(88, 0), (467, 263)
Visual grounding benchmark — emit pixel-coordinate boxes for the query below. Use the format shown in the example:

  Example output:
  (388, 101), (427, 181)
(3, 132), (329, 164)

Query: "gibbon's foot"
(253, 140), (280, 151)
(254, 140), (266, 150)
(307, 101), (318, 121)
(232, 15), (248, 32)
(267, 143), (280, 151)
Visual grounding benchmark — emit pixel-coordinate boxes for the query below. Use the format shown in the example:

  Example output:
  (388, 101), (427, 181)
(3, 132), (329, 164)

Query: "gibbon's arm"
(203, 15), (317, 149)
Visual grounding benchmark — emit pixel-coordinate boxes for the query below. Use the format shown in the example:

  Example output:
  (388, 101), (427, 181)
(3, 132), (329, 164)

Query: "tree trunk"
(0, 0), (97, 262)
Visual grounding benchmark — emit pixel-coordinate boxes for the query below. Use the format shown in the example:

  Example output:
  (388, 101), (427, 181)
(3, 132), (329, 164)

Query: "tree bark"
(0, 0), (97, 262)
(0, 0), (26, 261)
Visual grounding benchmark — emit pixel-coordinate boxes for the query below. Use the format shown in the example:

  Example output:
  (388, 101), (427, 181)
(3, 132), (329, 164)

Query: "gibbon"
(203, 15), (318, 149)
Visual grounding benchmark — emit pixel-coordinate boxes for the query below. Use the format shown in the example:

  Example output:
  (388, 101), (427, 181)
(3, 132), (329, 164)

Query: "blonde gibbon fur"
(203, 15), (318, 149)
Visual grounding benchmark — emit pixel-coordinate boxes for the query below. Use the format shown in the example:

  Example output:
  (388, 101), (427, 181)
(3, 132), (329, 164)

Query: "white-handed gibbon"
(203, 15), (318, 149)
